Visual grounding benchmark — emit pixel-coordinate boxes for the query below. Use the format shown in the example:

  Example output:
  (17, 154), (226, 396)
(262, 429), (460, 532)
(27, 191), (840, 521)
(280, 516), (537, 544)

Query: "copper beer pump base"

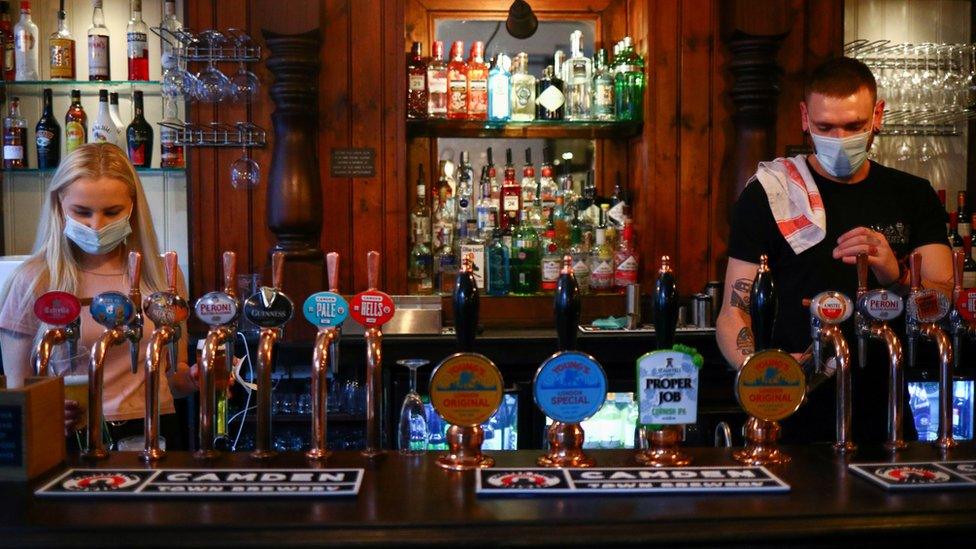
(250, 450), (277, 460)
(833, 441), (857, 454)
(436, 425), (494, 471)
(360, 448), (385, 459)
(82, 448), (109, 460)
(537, 422), (594, 468)
(306, 448), (332, 461)
(140, 448), (165, 463)
(936, 437), (959, 451)
(884, 440), (908, 452)
(733, 417), (790, 466)
(193, 449), (220, 460)
(635, 426), (691, 467)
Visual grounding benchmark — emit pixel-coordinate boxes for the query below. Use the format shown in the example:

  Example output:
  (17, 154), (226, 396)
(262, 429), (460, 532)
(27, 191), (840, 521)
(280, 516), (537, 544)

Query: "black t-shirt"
(728, 159), (948, 443)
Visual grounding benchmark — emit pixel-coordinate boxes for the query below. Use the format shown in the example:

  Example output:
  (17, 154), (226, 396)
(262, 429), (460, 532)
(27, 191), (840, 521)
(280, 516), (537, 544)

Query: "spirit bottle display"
(3, 96), (26, 168)
(407, 41), (428, 119)
(510, 51), (536, 121)
(465, 41), (489, 120)
(126, 90), (153, 167)
(447, 40), (467, 120)
(126, 0), (149, 81)
(87, 0), (110, 81)
(49, 0), (75, 80)
(426, 40), (448, 118)
(90, 89), (118, 144)
(12, 0), (37, 81)
(563, 30), (593, 121)
(64, 89), (87, 153)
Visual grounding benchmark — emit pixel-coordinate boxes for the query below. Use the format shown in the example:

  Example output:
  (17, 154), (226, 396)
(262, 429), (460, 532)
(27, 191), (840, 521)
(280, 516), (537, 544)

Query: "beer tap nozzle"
(855, 252), (870, 369)
(164, 252), (181, 372)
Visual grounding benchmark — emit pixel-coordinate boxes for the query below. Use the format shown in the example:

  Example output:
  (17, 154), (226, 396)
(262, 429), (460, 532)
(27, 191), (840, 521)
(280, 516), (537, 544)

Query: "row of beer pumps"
(29, 244), (976, 467)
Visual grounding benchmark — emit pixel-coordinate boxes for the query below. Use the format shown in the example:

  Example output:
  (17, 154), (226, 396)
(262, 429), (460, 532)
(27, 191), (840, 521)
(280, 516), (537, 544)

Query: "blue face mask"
(810, 130), (871, 178)
(63, 214), (132, 255)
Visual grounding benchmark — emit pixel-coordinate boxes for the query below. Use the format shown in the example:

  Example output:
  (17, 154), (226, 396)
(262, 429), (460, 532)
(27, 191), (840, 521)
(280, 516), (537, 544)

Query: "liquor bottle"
(407, 227), (434, 295)
(426, 40), (448, 119)
(435, 225), (458, 294)
(539, 147), (557, 220)
(510, 52), (536, 122)
(602, 202), (618, 250)
(592, 48), (615, 121)
(447, 40), (467, 120)
(589, 225), (614, 292)
(525, 178), (544, 230)
(87, 0), (110, 81)
(465, 41), (489, 120)
(432, 169), (455, 252)
(3, 96), (26, 169)
(159, 0), (181, 73)
(410, 163), (431, 244)
(159, 95), (184, 168)
(126, 90), (152, 167)
(608, 172), (629, 227)
(486, 227), (510, 296)
(554, 50), (566, 79)
(458, 222), (486, 290)
(540, 228), (561, 292)
(570, 226), (591, 294)
(500, 148), (521, 230)
(552, 194), (571, 250)
(563, 30), (593, 121)
(613, 218), (639, 290)
(35, 88), (60, 169)
(615, 36), (645, 121)
(49, 0), (75, 80)
(126, 0), (149, 81)
(108, 92), (124, 142)
(579, 169), (598, 230)
(965, 235), (976, 289)
(90, 89), (117, 144)
(535, 65), (565, 120)
(12, 0), (37, 80)
(407, 41), (427, 119)
(0, 1), (13, 81)
(520, 148), (536, 221)
(950, 215), (964, 254)
(510, 219), (540, 295)
(64, 89), (86, 153)
(488, 53), (511, 121)
(485, 146), (500, 219)
(476, 165), (495, 235)
(456, 151), (474, 227)
(501, 211), (516, 250)
(958, 191), (970, 239)
(558, 152), (577, 208)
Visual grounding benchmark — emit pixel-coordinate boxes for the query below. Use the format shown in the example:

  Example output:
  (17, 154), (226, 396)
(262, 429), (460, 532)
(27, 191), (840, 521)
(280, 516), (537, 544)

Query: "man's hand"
(833, 227), (900, 285)
(64, 400), (82, 436)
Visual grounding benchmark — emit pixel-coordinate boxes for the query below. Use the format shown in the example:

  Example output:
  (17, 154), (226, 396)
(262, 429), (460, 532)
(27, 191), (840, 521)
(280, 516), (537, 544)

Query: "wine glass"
(230, 147), (260, 189)
(397, 359), (430, 455)
(231, 62), (261, 103)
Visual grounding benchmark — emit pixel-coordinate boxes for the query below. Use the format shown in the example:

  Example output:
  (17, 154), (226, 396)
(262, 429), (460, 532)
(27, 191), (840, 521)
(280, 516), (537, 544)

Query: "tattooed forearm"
(729, 278), (753, 313)
(736, 326), (754, 357)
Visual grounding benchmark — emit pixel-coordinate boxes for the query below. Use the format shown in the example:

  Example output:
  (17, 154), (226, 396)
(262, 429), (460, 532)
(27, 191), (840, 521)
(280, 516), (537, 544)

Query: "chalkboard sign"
(330, 148), (376, 178)
(0, 405), (23, 467)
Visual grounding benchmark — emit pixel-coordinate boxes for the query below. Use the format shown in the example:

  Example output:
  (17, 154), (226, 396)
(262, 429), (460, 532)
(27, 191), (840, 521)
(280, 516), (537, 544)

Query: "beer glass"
(49, 345), (91, 431)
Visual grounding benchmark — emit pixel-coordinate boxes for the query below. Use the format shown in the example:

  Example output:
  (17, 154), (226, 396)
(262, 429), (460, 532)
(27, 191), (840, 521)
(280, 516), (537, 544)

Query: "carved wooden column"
(726, 30), (787, 202)
(261, 28), (324, 340)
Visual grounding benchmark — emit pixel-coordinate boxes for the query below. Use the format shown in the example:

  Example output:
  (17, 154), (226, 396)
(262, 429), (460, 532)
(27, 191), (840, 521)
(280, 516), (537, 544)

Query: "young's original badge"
(429, 353), (504, 427)
(533, 351), (607, 424)
(735, 350), (806, 422)
(637, 350), (699, 425)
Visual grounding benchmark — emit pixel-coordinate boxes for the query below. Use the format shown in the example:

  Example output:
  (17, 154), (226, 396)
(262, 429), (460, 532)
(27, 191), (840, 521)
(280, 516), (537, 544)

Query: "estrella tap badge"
(243, 287), (294, 328)
(809, 291), (852, 325)
(637, 350), (698, 425)
(429, 352), (503, 427)
(194, 291), (239, 327)
(533, 351), (607, 424)
(350, 290), (395, 328)
(735, 350), (806, 422)
(90, 292), (135, 327)
(303, 291), (349, 328)
(34, 291), (81, 325)
(858, 289), (904, 322)
(956, 289), (976, 324)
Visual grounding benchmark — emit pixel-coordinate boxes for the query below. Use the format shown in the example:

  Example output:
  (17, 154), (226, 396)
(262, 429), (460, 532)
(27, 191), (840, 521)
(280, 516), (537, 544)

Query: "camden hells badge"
(735, 350), (806, 422)
(350, 290), (395, 328)
(429, 352), (504, 427)
(858, 289), (904, 322)
(809, 291), (853, 324)
(33, 291), (81, 325)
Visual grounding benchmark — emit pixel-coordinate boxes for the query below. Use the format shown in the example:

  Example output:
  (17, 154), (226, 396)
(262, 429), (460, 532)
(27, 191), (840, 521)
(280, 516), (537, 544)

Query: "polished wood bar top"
(2, 445), (976, 547)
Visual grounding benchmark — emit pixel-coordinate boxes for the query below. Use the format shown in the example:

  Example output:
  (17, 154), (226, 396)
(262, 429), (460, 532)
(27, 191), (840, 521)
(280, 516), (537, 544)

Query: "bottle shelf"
(1, 167), (186, 175)
(1, 80), (162, 89)
(406, 119), (643, 139)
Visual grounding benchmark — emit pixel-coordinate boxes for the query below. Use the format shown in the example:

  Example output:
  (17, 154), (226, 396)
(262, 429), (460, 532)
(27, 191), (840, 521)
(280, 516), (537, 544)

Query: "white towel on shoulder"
(754, 155), (827, 255)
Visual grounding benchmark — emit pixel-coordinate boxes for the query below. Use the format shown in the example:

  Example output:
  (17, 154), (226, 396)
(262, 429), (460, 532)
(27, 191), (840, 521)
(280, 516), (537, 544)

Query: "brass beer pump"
(193, 251), (239, 459)
(904, 252), (955, 450)
(305, 252), (346, 461)
(86, 251), (143, 459)
(950, 249), (976, 388)
(33, 296), (82, 377)
(361, 251), (389, 458)
(853, 252), (906, 451)
(140, 251), (189, 462)
(808, 289), (853, 453)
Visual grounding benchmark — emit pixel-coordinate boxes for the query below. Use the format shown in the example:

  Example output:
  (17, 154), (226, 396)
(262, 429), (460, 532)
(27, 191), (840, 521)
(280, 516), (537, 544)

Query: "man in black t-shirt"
(716, 57), (953, 444)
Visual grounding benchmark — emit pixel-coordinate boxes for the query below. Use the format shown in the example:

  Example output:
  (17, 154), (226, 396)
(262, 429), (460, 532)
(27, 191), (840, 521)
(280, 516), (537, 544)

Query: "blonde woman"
(0, 143), (196, 445)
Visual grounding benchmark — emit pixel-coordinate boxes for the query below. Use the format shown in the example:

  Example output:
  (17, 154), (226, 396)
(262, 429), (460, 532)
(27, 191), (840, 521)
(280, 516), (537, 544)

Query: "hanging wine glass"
(230, 146), (260, 190)
(397, 359), (429, 455)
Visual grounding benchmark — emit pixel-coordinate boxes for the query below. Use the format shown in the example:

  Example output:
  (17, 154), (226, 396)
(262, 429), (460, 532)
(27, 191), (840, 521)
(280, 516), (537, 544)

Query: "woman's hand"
(64, 400), (82, 437)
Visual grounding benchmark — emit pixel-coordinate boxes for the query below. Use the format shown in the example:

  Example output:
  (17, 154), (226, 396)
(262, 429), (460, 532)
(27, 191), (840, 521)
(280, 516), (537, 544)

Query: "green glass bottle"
(510, 219), (541, 295)
(487, 227), (510, 296)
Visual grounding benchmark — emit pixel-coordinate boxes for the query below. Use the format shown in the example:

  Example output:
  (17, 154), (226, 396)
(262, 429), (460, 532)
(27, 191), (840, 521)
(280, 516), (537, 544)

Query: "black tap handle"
(653, 256), (678, 350)
(453, 253), (480, 352)
(554, 255), (580, 351)
(750, 255), (776, 352)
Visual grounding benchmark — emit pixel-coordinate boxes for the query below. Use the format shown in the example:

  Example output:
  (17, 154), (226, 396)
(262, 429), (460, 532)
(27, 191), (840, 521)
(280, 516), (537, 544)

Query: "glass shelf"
(1, 167), (185, 175)
(406, 119), (643, 139)
(1, 80), (162, 87)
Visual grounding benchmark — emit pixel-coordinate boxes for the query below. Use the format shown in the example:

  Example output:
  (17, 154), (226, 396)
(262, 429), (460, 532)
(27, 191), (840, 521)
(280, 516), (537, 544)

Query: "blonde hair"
(0, 143), (169, 317)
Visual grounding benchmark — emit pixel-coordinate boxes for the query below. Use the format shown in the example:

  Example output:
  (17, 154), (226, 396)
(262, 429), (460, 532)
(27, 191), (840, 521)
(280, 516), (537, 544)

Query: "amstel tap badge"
(429, 352), (503, 427)
(735, 350), (806, 422)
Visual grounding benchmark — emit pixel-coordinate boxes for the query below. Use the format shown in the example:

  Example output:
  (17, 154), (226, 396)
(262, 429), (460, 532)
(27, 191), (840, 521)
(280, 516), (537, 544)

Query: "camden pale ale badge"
(350, 290), (395, 328)
(303, 291), (349, 328)
(429, 352), (503, 427)
(34, 291), (81, 325)
(637, 350), (699, 425)
(735, 350), (806, 422)
(533, 351), (607, 424)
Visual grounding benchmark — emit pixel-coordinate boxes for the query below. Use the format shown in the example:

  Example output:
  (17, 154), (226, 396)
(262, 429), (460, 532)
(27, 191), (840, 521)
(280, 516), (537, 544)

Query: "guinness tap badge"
(243, 287), (294, 329)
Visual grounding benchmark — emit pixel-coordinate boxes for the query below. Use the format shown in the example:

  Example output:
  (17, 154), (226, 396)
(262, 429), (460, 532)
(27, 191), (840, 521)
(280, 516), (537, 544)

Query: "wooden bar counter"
(2, 445), (976, 547)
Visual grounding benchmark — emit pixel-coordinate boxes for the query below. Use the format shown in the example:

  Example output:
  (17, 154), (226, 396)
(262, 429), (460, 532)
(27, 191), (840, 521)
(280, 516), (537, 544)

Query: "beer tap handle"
(164, 252), (178, 294)
(909, 252), (922, 294)
(223, 251), (237, 298)
(271, 251), (285, 291)
(367, 250), (379, 291)
(327, 252), (339, 293)
(856, 252), (869, 299)
(953, 249), (964, 304)
(749, 255), (776, 353)
(129, 251), (143, 301)
(653, 255), (678, 351)
(453, 252), (479, 352)
(554, 254), (580, 352)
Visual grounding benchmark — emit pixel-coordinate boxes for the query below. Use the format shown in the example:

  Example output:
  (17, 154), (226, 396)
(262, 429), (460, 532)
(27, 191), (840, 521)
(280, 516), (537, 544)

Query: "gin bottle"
(592, 48), (615, 120)
(487, 53), (511, 121)
(510, 52), (536, 121)
(562, 30), (592, 120)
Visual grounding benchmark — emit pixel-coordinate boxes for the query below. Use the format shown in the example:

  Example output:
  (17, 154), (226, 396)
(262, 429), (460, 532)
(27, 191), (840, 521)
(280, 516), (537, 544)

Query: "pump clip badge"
(303, 291), (349, 329)
(243, 287), (294, 329)
(90, 291), (135, 328)
(350, 290), (395, 328)
(858, 289), (904, 322)
(637, 349), (699, 425)
(809, 291), (853, 324)
(533, 351), (607, 424)
(906, 289), (950, 323)
(957, 289), (976, 324)
(194, 291), (239, 327)
(735, 350), (806, 422)
(34, 291), (82, 326)
(429, 353), (504, 427)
